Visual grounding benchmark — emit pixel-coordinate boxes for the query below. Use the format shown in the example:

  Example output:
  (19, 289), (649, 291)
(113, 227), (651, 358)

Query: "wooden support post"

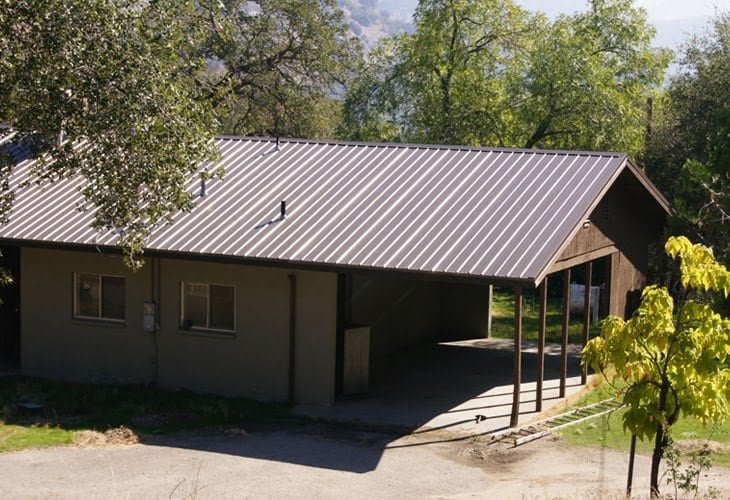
(560, 269), (570, 398)
(581, 261), (593, 385)
(510, 286), (523, 428)
(536, 278), (547, 412)
(486, 284), (493, 338)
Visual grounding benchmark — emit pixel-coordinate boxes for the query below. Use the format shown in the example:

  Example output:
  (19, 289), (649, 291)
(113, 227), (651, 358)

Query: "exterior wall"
(350, 275), (440, 360)
(21, 247), (154, 384)
(609, 252), (646, 318)
(438, 283), (491, 340)
(20, 248), (337, 405)
(349, 276), (491, 358)
(555, 220), (613, 261)
(551, 171), (666, 319)
(294, 272), (338, 405)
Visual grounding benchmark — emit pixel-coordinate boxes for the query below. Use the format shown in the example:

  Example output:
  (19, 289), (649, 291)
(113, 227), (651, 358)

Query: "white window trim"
(180, 281), (236, 333)
(73, 272), (126, 323)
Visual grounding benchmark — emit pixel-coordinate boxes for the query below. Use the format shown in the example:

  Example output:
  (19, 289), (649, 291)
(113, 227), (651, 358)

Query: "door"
(0, 245), (20, 367)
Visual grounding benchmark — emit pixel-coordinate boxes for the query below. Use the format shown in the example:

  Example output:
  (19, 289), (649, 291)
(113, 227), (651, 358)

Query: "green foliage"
(644, 13), (730, 263)
(340, 0), (669, 155)
(488, 288), (600, 344)
(0, 0), (219, 268)
(516, 0), (670, 153)
(202, 0), (363, 138)
(563, 383), (730, 468)
(583, 236), (730, 495)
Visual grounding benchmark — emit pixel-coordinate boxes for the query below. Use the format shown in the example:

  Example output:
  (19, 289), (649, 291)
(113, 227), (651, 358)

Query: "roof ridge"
(214, 135), (627, 158)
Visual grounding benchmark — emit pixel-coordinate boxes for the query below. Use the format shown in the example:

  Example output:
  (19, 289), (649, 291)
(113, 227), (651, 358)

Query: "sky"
(519, 0), (720, 21)
(519, 0), (722, 49)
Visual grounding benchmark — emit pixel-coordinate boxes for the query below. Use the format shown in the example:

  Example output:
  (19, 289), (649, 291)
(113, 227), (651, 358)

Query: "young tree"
(583, 236), (730, 497)
(0, 0), (219, 268)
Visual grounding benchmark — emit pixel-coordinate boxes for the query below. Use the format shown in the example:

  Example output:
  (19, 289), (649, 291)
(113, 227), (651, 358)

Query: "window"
(181, 282), (235, 332)
(74, 273), (126, 321)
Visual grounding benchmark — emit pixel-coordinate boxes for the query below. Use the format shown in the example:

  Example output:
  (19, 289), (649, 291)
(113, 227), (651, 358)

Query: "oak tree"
(340, 0), (669, 156)
(201, 0), (363, 138)
(644, 13), (730, 264)
(0, 0), (219, 267)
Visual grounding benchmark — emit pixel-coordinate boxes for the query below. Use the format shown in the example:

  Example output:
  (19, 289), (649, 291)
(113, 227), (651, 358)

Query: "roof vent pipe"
(280, 200), (286, 219)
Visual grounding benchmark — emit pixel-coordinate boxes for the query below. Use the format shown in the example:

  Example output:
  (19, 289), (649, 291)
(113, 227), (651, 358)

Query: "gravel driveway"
(0, 422), (727, 499)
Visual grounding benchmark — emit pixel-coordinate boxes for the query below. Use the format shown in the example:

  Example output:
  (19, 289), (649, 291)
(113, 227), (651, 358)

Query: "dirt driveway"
(0, 422), (727, 499)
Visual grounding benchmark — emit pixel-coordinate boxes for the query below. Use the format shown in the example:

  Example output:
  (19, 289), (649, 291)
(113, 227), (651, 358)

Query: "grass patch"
(490, 288), (601, 344)
(0, 376), (291, 452)
(561, 381), (730, 467)
(0, 423), (75, 453)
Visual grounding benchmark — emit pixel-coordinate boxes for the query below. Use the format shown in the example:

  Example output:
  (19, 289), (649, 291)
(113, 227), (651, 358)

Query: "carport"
(296, 264), (599, 433)
(298, 337), (584, 434)
(299, 156), (669, 431)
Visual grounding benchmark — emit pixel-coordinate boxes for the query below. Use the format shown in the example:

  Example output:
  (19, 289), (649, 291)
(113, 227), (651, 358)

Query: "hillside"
(337, 0), (411, 48)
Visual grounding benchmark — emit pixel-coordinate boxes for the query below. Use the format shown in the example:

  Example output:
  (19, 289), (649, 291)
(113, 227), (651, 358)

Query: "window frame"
(73, 272), (126, 323)
(180, 281), (236, 333)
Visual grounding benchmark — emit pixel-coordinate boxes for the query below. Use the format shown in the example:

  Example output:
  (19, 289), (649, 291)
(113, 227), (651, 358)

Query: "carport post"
(510, 286), (523, 428)
(486, 284), (493, 338)
(536, 278), (547, 412)
(581, 261), (593, 385)
(560, 269), (570, 398)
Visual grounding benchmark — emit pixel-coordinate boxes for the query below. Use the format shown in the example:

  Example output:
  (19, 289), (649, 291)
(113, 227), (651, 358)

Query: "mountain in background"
(373, 0), (415, 22)
(337, 0), (412, 48)
(343, 0), (710, 54)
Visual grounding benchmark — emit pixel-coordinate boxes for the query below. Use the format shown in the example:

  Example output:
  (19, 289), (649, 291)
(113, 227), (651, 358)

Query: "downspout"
(288, 274), (297, 404)
(150, 256), (160, 387)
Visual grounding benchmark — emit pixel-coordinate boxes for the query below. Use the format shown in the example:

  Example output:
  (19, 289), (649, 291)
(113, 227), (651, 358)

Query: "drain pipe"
(149, 256), (160, 387)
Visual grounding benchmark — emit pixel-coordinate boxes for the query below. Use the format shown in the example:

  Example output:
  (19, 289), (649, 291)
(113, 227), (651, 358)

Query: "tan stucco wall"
(21, 247), (154, 384)
(294, 271), (338, 405)
(20, 248), (337, 405)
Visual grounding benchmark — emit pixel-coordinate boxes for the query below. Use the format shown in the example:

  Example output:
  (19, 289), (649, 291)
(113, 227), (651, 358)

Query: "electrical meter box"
(143, 302), (157, 332)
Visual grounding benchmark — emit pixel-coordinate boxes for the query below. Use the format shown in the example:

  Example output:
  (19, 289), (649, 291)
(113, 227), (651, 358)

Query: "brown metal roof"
(0, 133), (668, 285)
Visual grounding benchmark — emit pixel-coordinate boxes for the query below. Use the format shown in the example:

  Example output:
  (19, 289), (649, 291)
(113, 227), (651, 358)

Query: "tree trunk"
(650, 382), (670, 497)
(650, 423), (666, 496)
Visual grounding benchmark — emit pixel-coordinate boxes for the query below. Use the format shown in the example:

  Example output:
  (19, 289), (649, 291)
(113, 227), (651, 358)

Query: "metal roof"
(0, 133), (669, 285)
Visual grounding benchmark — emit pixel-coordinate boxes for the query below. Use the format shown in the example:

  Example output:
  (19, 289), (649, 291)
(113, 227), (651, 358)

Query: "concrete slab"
(295, 338), (586, 436)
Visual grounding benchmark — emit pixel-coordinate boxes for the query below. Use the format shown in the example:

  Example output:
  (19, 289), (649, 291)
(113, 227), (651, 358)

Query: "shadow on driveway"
(146, 339), (585, 473)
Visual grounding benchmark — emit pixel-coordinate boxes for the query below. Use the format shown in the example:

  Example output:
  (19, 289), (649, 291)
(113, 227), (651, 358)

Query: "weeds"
(663, 437), (719, 499)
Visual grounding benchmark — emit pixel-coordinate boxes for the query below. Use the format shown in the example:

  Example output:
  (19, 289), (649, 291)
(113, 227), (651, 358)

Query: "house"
(0, 132), (669, 424)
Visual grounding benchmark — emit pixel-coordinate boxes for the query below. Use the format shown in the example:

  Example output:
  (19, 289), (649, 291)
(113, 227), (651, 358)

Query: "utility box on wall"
(569, 284), (601, 323)
(343, 326), (370, 395)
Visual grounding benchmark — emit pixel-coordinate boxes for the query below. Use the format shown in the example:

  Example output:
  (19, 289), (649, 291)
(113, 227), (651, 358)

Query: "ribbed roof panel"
(0, 134), (642, 283)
